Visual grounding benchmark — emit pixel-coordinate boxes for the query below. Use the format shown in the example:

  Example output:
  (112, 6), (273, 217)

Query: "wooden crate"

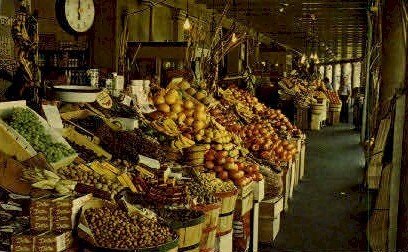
(367, 118), (391, 189)
(259, 196), (284, 219)
(295, 106), (309, 130)
(0, 101), (77, 169)
(251, 202), (259, 252)
(289, 160), (295, 199)
(299, 135), (306, 180)
(252, 179), (265, 202)
(62, 128), (112, 160)
(235, 192), (254, 216)
(259, 214), (281, 243)
(282, 164), (291, 212)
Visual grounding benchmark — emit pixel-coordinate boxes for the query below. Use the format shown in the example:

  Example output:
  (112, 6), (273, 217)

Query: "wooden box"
(258, 214), (281, 243)
(61, 128), (112, 160)
(251, 202), (259, 252)
(0, 101), (77, 168)
(252, 179), (265, 202)
(259, 196), (284, 219)
(235, 192), (254, 216)
(295, 106), (309, 130)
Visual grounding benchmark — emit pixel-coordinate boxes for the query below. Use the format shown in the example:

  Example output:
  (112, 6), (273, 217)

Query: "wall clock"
(56, 0), (95, 34)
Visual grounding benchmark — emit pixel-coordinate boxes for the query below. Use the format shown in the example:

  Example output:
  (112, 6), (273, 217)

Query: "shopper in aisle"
(323, 77), (333, 90)
(338, 78), (351, 123)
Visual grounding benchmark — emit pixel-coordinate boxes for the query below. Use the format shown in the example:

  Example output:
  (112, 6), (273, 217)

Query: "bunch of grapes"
(8, 108), (75, 163)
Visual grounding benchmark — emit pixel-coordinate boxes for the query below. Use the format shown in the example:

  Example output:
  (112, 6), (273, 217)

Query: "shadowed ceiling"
(196, 0), (367, 61)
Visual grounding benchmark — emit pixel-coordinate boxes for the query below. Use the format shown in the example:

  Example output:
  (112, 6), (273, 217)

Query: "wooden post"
(361, 11), (373, 142)
(379, 0), (407, 250)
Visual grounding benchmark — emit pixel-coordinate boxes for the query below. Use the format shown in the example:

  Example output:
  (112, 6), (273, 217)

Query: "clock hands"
(78, 0), (81, 20)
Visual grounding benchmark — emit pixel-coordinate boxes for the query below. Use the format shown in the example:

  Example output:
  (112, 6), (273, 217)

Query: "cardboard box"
(11, 231), (73, 252)
(30, 194), (92, 233)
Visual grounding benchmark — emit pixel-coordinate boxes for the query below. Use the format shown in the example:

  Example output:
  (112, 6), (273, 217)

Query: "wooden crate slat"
(367, 118), (391, 189)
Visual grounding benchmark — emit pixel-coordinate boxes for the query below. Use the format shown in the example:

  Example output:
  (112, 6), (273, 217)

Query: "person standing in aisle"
(323, 77), (333, 90)
(338, 77), (351, 123)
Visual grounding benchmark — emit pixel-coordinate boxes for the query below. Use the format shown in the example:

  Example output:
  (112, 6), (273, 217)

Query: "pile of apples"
(325, 91), (341, 105)
(204, 146), (263, 187)
(229, 122), (297, 163)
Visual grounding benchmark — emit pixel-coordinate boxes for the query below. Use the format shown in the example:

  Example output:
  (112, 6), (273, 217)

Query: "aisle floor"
(260, 124), (369, 252)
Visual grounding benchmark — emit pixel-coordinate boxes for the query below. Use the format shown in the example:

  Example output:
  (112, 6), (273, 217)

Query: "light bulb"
(231, 33), (238, 43)
(300, 54), (306, 64)
(279, 7), (284, 13)
(310, 52), (314, 59)
(183, 17), (191, 30)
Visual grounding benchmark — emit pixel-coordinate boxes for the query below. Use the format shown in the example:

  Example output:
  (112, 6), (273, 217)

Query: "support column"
(361, 11), (373, 142)
(351, 63), (355, 89)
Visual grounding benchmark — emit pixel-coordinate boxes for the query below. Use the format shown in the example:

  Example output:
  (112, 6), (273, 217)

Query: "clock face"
(57, 0), (95, 33)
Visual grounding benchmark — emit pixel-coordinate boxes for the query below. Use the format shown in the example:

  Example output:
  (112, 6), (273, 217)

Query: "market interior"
(0, 0), (407, 252)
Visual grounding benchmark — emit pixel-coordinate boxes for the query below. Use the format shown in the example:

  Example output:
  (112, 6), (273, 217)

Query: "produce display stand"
(281, 162), (292, 212)
(0, 78), (306, 252)
(299, 134), (306, 180)
(310, 100), (327, 131)
(215, 230), (233, 252)
(233, 182), (254, 252)
(295, 106), (309, 130)
(258, 196), (284, 244)
(327, 103), (342, 125)
(0, 101), (77, 168)
(191, 202), (221, 252)
(250, 180), (265, 252)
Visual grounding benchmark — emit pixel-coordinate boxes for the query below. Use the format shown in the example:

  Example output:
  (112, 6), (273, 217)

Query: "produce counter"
(0, 78), (308, 252)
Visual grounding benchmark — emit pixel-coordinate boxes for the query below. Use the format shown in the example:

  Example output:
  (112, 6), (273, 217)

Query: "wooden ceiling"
(195, 0), (367, 61)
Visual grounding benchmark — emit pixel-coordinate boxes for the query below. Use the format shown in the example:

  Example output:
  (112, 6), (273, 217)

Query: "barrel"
(170, 214), (205, 252)
(214, 190), (238, 237)
(191, 203), (221, 252)
(329, 104), (342, 112)
(328, 104), (342, 125)
(311, 103), (326, 115)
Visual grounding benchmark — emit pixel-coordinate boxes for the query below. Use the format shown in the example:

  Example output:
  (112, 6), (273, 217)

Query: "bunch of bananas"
(151, 118), (180, 137)
(235, 103), (256, 123)
(186, 144), (211, 166)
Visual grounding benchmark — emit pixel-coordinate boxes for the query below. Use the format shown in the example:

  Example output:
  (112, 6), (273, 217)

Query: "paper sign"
(138, 155), (160, 169)
(122, 95), (132, 106)
(96, 90), (113, 108)
(42, 105), (64, 129)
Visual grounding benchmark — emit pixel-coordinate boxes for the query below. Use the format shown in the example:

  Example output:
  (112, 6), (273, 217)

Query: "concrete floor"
(260, 124), (369, 252)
